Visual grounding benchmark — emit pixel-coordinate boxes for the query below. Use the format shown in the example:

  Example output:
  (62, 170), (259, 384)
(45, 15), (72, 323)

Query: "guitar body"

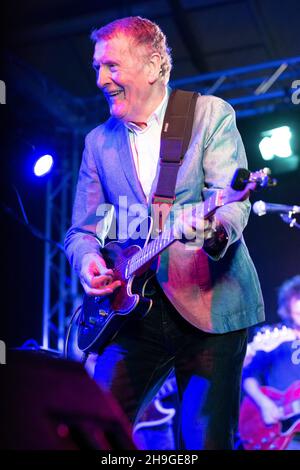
(78, 236), (156, 353)
(239, 381), (300, 450)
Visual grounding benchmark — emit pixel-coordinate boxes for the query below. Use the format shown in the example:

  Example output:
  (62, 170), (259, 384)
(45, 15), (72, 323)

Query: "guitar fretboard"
(127, 190), (223, 277)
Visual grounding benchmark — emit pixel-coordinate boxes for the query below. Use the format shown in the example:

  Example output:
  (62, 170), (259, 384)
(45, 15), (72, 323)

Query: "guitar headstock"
(232, 167), (277, 191)
(221, 167), (277, 205)
(246, 325), (296, 356)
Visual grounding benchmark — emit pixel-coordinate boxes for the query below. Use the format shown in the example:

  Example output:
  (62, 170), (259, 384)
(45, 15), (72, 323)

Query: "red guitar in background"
(239, 381), (300, 450)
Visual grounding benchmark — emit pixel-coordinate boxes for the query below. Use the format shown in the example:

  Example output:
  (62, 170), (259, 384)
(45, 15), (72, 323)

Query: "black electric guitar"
(77, 168), (276, 353)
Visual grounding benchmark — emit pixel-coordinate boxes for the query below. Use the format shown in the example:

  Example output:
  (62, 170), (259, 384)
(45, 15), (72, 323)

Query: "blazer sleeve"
(64, 131), (112, 273)
(201, 96), (251, 258)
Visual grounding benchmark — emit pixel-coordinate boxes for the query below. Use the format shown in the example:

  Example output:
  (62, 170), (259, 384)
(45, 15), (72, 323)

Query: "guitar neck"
(127, 191), (223, 277)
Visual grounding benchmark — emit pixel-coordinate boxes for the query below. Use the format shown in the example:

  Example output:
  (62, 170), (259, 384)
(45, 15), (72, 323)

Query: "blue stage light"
(33, 154), (54, 177)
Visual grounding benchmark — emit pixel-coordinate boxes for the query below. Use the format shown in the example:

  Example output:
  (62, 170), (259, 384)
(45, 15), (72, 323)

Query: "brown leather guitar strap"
(151, 89), (198, 235)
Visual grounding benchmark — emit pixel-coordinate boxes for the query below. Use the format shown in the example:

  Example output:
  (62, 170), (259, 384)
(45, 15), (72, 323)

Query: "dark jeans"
(93, 278), (248, 450)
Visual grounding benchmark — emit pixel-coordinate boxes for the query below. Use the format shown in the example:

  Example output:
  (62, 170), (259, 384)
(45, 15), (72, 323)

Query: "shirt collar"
(125, 87), (170, 134)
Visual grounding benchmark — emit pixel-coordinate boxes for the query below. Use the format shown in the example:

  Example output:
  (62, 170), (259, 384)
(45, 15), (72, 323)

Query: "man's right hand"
(259, 396), (283, 425)
(79, 253), (121, 296)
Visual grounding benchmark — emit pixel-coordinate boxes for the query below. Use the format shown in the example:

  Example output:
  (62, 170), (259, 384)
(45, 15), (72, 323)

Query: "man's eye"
(109, 64), (118, 71)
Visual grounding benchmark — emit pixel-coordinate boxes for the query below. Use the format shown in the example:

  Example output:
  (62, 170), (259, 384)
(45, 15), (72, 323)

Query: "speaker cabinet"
(0, 350), (136, 450)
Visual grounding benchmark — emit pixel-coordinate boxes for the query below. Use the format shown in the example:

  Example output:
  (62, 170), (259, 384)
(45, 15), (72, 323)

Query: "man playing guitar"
(65, 16), (266, 449)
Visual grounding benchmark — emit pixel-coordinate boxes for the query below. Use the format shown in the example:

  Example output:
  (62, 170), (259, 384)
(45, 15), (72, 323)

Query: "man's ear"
(148, 52), (162, 84)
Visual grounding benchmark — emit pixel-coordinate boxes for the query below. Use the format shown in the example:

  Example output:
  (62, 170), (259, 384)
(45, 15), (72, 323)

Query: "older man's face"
(93, 35), (153, 123)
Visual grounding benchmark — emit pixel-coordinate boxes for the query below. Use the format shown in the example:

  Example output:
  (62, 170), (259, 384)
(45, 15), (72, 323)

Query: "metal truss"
(42, 130), (82, 353)
(170, 56), (300, 118)
(5, 53), (88, 353)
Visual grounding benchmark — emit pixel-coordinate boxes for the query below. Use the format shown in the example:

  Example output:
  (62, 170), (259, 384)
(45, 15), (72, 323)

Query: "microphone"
(253, 200), (300, 216)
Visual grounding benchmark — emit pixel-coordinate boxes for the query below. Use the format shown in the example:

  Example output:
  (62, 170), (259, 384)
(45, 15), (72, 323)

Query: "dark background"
(1, 0), (299, 348)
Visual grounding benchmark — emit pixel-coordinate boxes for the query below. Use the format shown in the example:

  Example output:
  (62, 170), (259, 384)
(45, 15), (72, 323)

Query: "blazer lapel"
(116, 123), (147, 204)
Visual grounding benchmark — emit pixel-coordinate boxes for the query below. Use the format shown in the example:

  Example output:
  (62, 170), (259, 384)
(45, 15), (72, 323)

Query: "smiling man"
(65, 16), (264, 450)
(92, 34), (167, 125)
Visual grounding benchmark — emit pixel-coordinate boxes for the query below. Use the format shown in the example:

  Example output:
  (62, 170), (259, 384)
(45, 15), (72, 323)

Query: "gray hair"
(91, 16), (172, 84)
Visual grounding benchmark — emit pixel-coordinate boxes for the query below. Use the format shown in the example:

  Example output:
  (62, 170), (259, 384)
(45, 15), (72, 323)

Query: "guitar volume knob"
(99, 310), (108, 317)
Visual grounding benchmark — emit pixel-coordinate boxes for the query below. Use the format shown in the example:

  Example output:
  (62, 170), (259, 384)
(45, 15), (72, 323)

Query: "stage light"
(258, 137), (274, 161)
(259, 126), (292, 160)
(33, 154), (54, 177)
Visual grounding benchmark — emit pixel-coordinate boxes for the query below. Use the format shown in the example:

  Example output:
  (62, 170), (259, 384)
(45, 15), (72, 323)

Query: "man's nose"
(97, 67), (111, 89)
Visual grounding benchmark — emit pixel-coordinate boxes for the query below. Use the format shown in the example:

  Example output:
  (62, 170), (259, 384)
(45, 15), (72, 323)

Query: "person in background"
(243, 275), (300, 450)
